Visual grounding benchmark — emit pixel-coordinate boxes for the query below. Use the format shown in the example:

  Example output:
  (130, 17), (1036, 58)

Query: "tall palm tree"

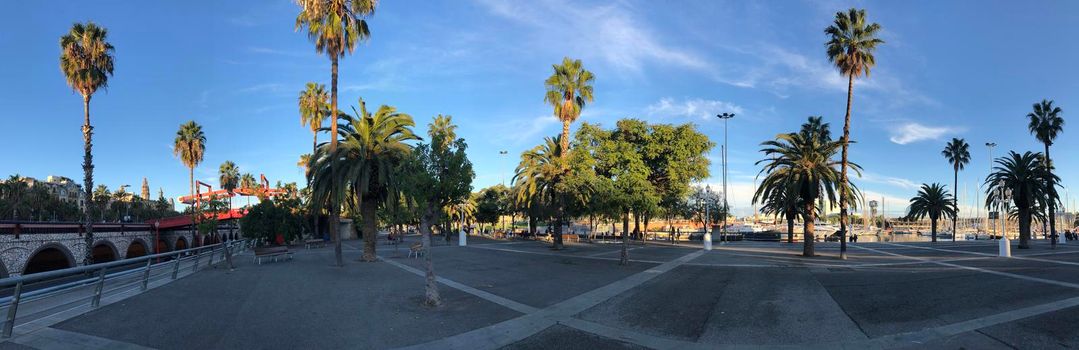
(544, 57), (594, 155)
(60, 22), (115, 264)
(429, 114), (457, 149)
(309, 98), (418, 262)
(174, 121), (206, 205)
(757, 117), (854, 257)
(1027, 99), (1065, 247)
(174, 121), (206, 244)
(219, 160), (240, 240)
(986, 151), (1058, 249)
(299, 83), (328, 242)
(825, 8), (883, 259)
(941, 138), (970, 242)
(906, 183), (957, 243)
(296, 0), (377, 267)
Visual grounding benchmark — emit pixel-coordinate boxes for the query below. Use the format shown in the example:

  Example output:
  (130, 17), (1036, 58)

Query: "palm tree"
(825, 8), (883, 259)
(309, 98), (418, 262)
(512, 136), (567, 248)
(240, 173), (257, 208)
(986, 151), (1059, 249)
(299, 82), (330, 153)
(1027, 99), (1065, 247)
(174, 121), (206, 205)
(429, 114), (457, 149)
(220, 161), (240, 240)
(754, 182), (800, 244)
(296, 0), (377, 267)
(906, 183), (957, 243)
(757, 117), (853, 257)
(941, 138), (970, 242)
(544, 57), (594, 155)
(60, 22), (115, 264)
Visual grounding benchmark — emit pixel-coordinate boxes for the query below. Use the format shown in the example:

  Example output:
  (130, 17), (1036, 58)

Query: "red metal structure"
(155, 174), (287, 230)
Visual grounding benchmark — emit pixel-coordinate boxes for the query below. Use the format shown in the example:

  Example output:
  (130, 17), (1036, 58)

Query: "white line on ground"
(854, 245), (1079, 290)
(885, 242), (1079, 267)
(379, 257), (538, 314)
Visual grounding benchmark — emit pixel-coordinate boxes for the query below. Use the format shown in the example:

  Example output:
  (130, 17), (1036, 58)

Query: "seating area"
(254, 246), (294, 264)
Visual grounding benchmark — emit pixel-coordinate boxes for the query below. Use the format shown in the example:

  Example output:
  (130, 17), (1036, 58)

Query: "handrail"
(0, 239), (250, 338)
(0, 240), (239, 288)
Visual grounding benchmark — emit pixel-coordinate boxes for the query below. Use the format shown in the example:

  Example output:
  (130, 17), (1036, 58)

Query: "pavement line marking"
(396, 250), (705, 350)
(885, 242), (1079, 267)
(468, 245), (668, 264)
(11, 327), (155, 350)
(867, 294), (1079, 348)
(587, 247), (642, 257)
(379, 256), (538, 314)
(854, 245), (1079, 290)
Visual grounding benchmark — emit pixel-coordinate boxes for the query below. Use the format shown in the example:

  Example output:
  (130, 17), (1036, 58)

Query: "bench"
(408, 243), (426, 258)
(304, 239), (325, 249)
(544, 234), (579, 243)
(254, 246), (294, 264)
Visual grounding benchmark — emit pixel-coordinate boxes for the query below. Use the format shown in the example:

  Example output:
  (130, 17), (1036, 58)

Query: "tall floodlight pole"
(717, 113), (735, 244)
(986, 142), (996, 238)
(499, 150), (508, 233)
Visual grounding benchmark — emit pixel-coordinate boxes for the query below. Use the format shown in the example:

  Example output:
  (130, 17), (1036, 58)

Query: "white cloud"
(488, 115), (560, 146)
(859, 172), (920, 191)
(474, 0), (709, 75)
(645, 97), (744, 121)
(888, 122), (961, 145)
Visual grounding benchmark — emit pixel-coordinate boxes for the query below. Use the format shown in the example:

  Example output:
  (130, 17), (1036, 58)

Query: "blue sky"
(3, 0), (1079, 217)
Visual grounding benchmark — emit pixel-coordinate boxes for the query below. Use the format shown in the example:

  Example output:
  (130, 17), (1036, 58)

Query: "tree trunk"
(633, 213), (641, 240)
(330, 55), (343, 267)
(803, 202), (816, 257)
(620, 210), (629, 265)
(190, 167), (199, 247)
(786, 216), (794, 244)
(644, 214), (651, 242)
(361, 195), (378, 261)
(838, 73), (854, 260)
(931, 218), (938, 243)
(82, 94), (95, 265)
(561, 120), (571, 156)
(312, 133), (319, 242)
(952, 167), (958, 242)
(1046, 144), (1057, 248)
(553, 199), (564, 249)
(529, 213), (537, 235)
(419, 207), (442, 307)
(1019, 207), (1031, 249)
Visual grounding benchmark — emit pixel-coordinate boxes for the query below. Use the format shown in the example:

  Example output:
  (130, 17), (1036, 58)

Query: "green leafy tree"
(220, 160), (240, 239)
(906, 183), (957, 242)
(474, 185), (506, 230)
(60, 22), (115, 264)
(826, 8), (883, 258)
(309, 98), (418, 262)
(592, 122), (657, 264)
(296, 0), (377, 267)
(941, 138), (970, 242)
(513, 136), (569, 248)
(1027, 99), (1064, 246)
(400, 116), (474, 306)
(985, 151), (1059, 249)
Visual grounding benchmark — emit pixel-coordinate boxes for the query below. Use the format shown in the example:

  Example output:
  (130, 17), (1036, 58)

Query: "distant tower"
(159, 187), (165, 200)
(141, 178), (150, 200)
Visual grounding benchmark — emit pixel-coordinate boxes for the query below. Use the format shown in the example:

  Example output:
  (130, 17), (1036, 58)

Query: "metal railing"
(0, 239), (251, 338)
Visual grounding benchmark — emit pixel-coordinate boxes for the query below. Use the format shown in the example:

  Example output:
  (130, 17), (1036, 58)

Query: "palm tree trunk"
(420, 207), (442, 306)
(82, 94), (95, 265)
(1019, 207), (1031, 249)
(553, 198), (564, 249)
(1046, 144), (1057, 248)
(330, 55), (343, 267)
(787, 216), (794, 244)
(952, 168), (958, 242)
(931, 218), (938, 242)
(189, 167), (198, 247)
(561, 120), (571, 156)
(838, 73), (854, 259)
(312, 133), (320, 242)
(803, 202), (816, 257)
(361, 195), (378, 261)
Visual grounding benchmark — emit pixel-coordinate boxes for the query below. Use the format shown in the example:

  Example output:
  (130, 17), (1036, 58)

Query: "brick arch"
(91, 240), (119, 264)
(24, 243), (76, 275)
(175, 236), (188, 251)
(126, 238), (149, 259)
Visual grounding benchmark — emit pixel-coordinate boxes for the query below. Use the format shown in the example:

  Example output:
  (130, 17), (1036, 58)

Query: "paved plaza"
(5, 236), (1079, 349)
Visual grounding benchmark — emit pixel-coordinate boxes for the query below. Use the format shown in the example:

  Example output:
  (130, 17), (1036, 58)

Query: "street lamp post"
(998, 179), (1011, 257)
(499, 150), (508, 234)
(703, 185), (713, 251)
(986, 142), (996, 238)
(716, 113), (735, 245)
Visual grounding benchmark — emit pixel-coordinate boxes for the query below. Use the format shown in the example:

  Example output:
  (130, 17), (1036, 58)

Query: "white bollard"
(999, 236), (1011, 257)
(459, 230), (467, 246)
(703, 232), (713, 251)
